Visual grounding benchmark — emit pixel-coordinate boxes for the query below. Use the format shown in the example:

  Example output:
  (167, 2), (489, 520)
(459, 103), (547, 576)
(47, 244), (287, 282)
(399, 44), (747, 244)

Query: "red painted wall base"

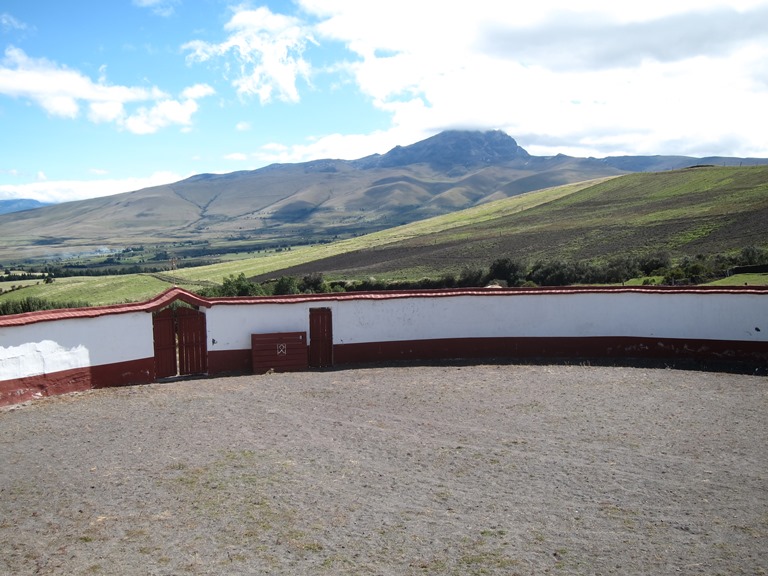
(208, 349), (251, 375)
(332, 336), (768, 366)
(3, 337), (765, 407)
(0, 358), (154, 407)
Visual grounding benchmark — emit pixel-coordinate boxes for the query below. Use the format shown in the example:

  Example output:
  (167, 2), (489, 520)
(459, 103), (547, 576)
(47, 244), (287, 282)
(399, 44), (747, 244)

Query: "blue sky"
(1, 0), (767, 203)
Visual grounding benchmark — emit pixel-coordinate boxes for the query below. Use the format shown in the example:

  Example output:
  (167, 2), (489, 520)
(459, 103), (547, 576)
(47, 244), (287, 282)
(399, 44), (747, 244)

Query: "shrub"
(528, 260), (579, 286)
(638, 252), (671, 276)
(299, 272), (328, 293)
(488, 258), (527, 287)
(273, 276), (300, 295)
(457, 267), (486, 287)
(220, 273), (265, 297)
(195, 273), (265, 297)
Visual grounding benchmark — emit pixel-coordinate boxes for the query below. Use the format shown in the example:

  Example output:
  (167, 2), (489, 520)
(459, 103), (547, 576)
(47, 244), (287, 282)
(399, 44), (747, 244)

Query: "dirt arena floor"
(1, 363), (766, 575)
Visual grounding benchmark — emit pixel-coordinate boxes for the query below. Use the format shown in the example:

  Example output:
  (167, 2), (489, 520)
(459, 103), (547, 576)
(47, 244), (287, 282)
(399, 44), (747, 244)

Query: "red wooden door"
(176, 307), (208, 375)
(309, 307), (333, 368)
(152, 307), (207, 378)
(153, 308), (178, 378)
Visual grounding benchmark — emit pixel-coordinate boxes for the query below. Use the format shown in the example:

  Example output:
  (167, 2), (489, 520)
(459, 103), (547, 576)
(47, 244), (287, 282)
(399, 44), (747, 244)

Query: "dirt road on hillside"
(1, 363), (766, 575)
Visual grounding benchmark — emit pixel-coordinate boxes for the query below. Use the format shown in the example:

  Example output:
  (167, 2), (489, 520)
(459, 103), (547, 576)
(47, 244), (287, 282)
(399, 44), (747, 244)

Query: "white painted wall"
(204, 291), (767, 350)
(206, 302), (316, 352)
(0, 312), (153, 380)
(1, 290), (765, 383)
(332, 292), (766, 343)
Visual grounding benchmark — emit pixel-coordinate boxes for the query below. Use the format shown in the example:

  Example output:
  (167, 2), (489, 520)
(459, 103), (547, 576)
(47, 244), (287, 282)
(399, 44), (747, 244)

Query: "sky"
(1, 0), (767, 204)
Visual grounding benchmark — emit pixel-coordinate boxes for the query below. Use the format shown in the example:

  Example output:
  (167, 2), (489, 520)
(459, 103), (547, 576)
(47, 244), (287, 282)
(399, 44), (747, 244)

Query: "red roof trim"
(204, 285), (768, 305)
(0, 287), (210, 328)
(0, 285), (765, 327)
(142, 287), (212, 312)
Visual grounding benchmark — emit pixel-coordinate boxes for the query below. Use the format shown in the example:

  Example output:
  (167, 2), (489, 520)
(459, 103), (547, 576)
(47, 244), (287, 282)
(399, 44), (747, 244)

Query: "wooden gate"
(309, 307), (333, 368)
(153, 307), (207, 378)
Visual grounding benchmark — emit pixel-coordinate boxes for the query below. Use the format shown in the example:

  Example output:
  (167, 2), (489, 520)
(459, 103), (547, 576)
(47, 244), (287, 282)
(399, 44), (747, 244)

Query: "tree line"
(198, 246), (768, 297)
(2, 246), (765, 315)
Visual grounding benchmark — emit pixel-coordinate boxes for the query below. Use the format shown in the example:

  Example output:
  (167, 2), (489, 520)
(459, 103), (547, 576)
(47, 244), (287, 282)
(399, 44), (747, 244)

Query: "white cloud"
(235, 121), (251, 131)
(124, 97), (199, 134)
(183, 6), (314, 104)
(0, 171), (183, 203)
(181, 83), (215, 99)
(88, 100), (125, 123)
(224, 152), (248, 161)
(132, 0), (179, 18)
(479, 5), (768, 71)
(253, 127), (433, 165)
(1, 13), (28, 32)
(295, 0), (768, 158)
(0, 47), (154, 118)
(0, 47), (213, 134)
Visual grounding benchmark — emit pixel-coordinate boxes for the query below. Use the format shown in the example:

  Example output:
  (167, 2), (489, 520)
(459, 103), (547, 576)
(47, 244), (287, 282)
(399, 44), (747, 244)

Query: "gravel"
(1, 362), (766, 575)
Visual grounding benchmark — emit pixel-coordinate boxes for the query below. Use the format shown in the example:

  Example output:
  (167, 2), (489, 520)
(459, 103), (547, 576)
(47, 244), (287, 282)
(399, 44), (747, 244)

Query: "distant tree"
(489, 258), (527, 286)
(603, 256), (640, 284)
(273, 276), (300, 295)
(457, 267), (486, 287)
(528, 260), (581, 286)
(299, 272), (328, 293)
(219, 273), (264, 297)
(739, 245), (765, 266)
(638, 252), (671, 276)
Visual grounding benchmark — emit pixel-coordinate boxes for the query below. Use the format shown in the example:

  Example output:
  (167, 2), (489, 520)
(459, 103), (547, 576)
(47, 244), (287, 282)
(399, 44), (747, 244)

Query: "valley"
(1, 132), (767, 307)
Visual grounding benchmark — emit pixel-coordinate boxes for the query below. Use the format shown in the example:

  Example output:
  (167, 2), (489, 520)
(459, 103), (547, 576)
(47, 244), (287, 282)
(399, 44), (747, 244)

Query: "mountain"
(1, 130), (766, 263)
(248, 165), (768, 282)
(354, 129), (530, 172)
(0, 199), (51, 215)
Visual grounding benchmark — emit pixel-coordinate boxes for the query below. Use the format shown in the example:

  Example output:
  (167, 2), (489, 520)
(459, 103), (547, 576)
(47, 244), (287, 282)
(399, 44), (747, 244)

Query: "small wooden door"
(153, 307), (208, 378)
(153, 308), (178, 378)
(309, 307), (333, 368)
(176, 307), (208, 375)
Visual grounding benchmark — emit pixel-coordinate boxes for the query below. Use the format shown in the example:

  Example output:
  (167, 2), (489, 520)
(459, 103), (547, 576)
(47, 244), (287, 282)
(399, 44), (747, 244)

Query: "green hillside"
(243, 165), (768, 281)
(1, 166), (766, 306)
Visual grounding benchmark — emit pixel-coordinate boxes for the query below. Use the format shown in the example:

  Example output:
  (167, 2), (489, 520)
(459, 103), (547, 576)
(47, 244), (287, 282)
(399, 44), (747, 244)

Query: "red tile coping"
(1, 284), (767, 328)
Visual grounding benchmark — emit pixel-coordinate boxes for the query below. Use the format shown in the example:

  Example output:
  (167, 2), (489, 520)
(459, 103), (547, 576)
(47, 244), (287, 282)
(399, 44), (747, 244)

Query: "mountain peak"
(367, 130), (530, 170)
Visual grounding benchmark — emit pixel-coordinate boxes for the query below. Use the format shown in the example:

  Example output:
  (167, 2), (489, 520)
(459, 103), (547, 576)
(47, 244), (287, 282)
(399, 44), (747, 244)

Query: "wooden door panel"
(309, 307), (333, 368)
(176, 307), (207, 376)
(153, 307), (207, 379)
(153, 308), (177, 378)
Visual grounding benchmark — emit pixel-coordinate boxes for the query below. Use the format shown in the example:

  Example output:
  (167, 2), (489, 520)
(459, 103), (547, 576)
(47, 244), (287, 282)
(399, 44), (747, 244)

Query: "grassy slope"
(2, 167), (767, 305)
(243, 165), (768, 281)
(0, 179), (599, 305)
(705, 273), (768, 287)
(407, 165), (768, 263)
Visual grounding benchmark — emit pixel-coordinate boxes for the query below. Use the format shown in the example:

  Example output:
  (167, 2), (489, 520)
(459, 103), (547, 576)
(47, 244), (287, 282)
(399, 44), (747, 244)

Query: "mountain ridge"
(1, 130), (766, 263)
(0, 199), (51, 215)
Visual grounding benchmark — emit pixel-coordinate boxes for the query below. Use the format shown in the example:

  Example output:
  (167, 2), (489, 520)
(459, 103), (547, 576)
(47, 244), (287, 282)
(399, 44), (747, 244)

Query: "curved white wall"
(331, 292), (766, 343)
(1, 288), (765, 400)
(0, 312), (153, 379)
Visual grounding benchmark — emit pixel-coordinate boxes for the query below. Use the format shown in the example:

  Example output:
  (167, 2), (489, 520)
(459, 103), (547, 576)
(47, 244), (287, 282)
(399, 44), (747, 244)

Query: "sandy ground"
(1, 363), (766, 575)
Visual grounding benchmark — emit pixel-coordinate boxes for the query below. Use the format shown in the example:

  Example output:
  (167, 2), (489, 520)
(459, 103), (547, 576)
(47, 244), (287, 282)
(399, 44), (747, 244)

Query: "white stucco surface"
(334, 292), (766, 343)
(206, 303), (316, 352)
(204, 291), (767, 348)
(0, 312), (153, 379)
(1, 290), (765, 384)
